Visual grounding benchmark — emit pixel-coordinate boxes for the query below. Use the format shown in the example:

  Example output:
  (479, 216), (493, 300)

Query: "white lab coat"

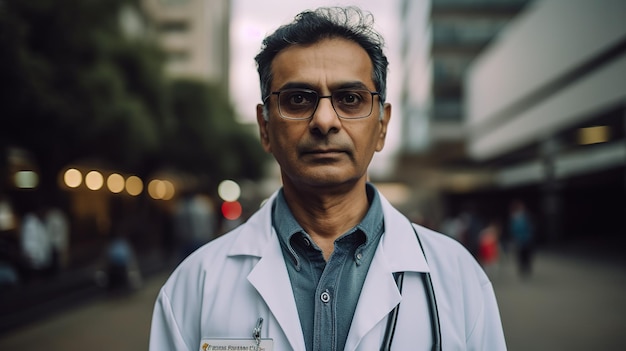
(150, 190), (507, 350)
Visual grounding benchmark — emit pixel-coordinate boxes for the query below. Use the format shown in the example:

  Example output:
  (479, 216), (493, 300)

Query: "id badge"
(200, 338), (274, 351)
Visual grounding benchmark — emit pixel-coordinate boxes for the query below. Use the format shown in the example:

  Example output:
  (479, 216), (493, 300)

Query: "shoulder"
(160, 196), (276, 294)
(412, 224), (499, 337)
(413, 223), (489, 286)
(414, 224), (472, 259)
(163, 222), (251, 289)
(163, 190), (277, 292)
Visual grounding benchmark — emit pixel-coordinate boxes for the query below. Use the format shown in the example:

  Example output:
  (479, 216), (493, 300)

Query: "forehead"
(270, 38), (374, 90)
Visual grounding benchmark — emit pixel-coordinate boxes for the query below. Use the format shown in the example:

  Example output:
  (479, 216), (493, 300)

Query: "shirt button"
(320, 290), (331, 303)
(356, 252), (363, 260)
(303, 237), (311, 246)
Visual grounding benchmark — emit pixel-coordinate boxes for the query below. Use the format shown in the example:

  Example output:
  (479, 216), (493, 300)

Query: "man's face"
(256, 38), (391, 190)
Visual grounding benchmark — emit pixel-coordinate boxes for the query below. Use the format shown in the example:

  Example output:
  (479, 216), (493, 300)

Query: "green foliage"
(0, 0), (268, 195)
(164, 79), (269, 188)
(0, 0), (164, 175)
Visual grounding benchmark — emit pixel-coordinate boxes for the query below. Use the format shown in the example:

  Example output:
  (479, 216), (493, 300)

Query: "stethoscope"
(380, 225), (442, 351)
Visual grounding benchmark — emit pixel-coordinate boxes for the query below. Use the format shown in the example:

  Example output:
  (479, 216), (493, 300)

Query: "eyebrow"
(275, 81), (372, 92)
(333, 81), (371, 91)
(275, 82), (316, 91)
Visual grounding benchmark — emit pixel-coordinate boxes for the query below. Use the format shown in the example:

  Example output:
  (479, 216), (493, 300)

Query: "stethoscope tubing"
(381, 272), (404, 350)
(380, 225), (442, 351)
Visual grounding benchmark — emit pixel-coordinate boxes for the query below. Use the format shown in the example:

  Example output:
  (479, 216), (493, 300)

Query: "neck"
(282, 180), (370, 259)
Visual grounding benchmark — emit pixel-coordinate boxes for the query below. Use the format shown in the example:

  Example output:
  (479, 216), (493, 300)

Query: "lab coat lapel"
(344, 243), (401, 350)
(377, 194), (430, 274)
(345, 192), (430, 350)
(239, 192), (306, 350)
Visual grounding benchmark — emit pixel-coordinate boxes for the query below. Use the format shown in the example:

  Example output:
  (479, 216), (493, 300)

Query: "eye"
(284, 90), (315, 106)
(335, 91), (364, 106)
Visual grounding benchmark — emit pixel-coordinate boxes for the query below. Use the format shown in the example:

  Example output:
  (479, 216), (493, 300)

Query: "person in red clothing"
(479, 220), (501, 277)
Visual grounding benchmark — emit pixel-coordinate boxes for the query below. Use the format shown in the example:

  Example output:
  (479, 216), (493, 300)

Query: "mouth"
(300, 148), (350, 162)
(302, 148), (347, 156)
(304, 148), (343, 154)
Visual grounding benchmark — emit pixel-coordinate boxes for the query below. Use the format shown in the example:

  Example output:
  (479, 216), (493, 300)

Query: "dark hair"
(255, 6), (389, 114)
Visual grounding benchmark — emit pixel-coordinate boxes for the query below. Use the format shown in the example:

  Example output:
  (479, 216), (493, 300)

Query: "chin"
(291, 172), (361, 189)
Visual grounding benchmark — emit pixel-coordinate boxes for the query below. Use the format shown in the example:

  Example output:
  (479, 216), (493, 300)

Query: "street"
(0, 246), (625, 350)
(492, 246), (626, 350)
(0, 269), (168, 351)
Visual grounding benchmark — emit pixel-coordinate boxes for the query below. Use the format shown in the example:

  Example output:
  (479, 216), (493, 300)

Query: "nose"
(309, 95), (341, 136)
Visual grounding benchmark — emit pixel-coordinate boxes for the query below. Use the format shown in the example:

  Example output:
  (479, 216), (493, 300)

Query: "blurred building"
(396, 0), (529, 224)
(140, 0), (230, 88)
(465, 0), (626, 241)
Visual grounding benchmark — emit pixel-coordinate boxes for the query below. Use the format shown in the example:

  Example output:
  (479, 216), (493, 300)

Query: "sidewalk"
(491, 244), (626, 351)
(0, 249), (173, 335)
(0, 270), (171, 351)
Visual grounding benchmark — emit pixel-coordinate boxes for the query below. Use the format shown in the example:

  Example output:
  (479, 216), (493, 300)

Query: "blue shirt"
(272, 184), (384, 351)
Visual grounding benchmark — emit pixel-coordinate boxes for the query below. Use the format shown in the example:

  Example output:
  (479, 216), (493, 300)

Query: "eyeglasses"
(263, 88), (380, 120)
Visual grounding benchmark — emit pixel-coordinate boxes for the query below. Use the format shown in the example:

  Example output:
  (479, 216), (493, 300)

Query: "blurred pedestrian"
(99, 229), (142, 293)
(459, 204), (484, 260)
(509, 200), (534, 277)
(44, 205), (70, 272)
(0, 196), (21, 288)
(19, 208), (53, 280)
(479, 220), (501, 277)
(441, 213), (465, 242)
(150, 7), (506, 350)
(173, 191), (217, 263)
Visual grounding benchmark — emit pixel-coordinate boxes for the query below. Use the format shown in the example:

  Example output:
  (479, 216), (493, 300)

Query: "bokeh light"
(148, 180), (166, 199)
(126, 176), (143, 196)
(64, 168), (82, 188)
(107, 173), (125, 193)
(85, 171), (104, 191)
(148, 179), (176, 200)
(221, 201), (242, 220)
(218, 180), (241, 202)
(162, 180), (175, 200)
(14, 170), (39, 189)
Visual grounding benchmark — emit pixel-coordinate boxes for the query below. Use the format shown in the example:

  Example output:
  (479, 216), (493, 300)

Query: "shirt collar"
(272, 183), (384, 249)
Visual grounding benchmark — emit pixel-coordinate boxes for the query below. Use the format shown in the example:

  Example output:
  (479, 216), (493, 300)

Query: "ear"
(256, 104), (272, 153)
(375, 103), (391, 152)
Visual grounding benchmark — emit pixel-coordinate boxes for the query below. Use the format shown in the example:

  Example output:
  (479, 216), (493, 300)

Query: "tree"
(0, 0), (166, 197)
(0, 0), (268, 201)
(164, 79), (269, 191)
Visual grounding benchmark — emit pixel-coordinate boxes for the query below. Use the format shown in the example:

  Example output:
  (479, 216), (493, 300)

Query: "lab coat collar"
(228, 188), (431, 350)
(227, 188), (430, 273)
(227, 191), (278, 257)
(378, 191), (430, 274)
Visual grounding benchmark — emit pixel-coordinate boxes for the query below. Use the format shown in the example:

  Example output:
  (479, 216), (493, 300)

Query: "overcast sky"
(229, 0), (404, 176)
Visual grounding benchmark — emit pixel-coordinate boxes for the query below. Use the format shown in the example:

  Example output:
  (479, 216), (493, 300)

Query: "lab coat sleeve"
(150, 289), (192, 351)
(466, 280), (507, 350)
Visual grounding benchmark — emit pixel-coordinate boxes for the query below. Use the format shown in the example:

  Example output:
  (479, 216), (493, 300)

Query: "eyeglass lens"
(277, 89), (374, 120)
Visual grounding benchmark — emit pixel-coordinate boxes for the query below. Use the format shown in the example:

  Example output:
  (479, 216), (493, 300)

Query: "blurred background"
(0, 0), (624, 350)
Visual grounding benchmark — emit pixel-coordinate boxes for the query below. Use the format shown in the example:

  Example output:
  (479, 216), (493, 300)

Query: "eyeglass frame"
(262, 88), (382, 120)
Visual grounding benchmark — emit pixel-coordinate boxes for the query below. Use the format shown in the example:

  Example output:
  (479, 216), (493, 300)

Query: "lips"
(303, 148), (344, 155)
(298, 141), (352, 158)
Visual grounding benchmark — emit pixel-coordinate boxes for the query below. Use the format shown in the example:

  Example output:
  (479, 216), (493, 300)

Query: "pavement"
(0, 269), (171, 351)
(491, 245), (626, 351)
(0, 243), (624, 350)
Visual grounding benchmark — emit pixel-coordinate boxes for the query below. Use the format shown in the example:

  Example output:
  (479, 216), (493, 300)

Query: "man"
(150, 7), (506, 350)
(509, 199), (534, 278)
